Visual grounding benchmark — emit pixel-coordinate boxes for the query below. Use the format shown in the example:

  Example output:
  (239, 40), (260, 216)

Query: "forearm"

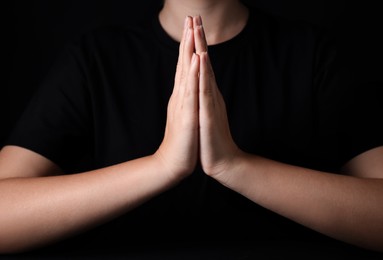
(0, 155), (177, 253)
(0, 17), (200, 254)
(211, 152), (383, 251)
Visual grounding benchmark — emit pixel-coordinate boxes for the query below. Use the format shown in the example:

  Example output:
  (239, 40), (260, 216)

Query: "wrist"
(151, 151), (193, 183)
(209, 150), (256, 189)
(204, 147), (248, 182)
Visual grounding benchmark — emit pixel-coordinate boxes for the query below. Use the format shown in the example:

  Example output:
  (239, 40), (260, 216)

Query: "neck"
(159, 0), (249, 45)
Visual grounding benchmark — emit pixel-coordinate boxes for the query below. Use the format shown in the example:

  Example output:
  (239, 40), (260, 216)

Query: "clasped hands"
(154, 16), (243, 180)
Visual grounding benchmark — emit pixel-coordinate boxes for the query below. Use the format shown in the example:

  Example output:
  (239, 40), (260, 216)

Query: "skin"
(1, 0), (383, 253)
(159, 0), (249, 45)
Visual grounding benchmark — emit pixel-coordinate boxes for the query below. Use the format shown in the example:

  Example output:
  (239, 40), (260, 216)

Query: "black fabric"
(6, 6), (383, 256)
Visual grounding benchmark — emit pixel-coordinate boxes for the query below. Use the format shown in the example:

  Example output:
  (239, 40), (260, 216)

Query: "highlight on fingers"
(199, 52), (212, 95)
(189, 53), (200, 81)
(193, 15), (208, 54)
(182, 53), (200, 112)
(174, 16), (195, 95)
(179, 16), (191, 57)
(175, 17), (189, 86)
(180, 16), (194, 63)
(184, 16), (195, 68)
(201, 51), (215, 81)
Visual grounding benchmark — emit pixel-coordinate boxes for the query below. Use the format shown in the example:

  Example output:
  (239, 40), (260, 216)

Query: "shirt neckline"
(152, 7), (256, 54)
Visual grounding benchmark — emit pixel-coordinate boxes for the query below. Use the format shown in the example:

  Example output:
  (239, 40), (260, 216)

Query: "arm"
(0, 146), (177, 253)
(0, 16), (199, 254)
(194, 16), (383, 252)
(207, 148), (383, 252)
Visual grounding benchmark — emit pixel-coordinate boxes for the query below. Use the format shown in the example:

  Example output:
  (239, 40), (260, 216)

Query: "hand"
(154, 16), (199, 180)
(193, 16), (242, 177)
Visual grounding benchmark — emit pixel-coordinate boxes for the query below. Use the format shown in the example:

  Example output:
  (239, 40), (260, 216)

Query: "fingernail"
(187, 16), (193, 29)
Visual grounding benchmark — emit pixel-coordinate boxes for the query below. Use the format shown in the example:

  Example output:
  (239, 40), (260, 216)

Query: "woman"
(1, 0), (383, 255)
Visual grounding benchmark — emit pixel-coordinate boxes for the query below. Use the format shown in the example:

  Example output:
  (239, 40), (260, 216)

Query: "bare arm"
(194, 15), (383, 252)
(0, 146), (177, 253)
(207, 148), (383, 252)
(0, 16), (199, 254)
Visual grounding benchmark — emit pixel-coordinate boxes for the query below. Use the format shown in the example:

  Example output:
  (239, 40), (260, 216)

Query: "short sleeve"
(313, 29), (383, 168)
(340, 80), (383, 162)
(6, 44), (94, 173)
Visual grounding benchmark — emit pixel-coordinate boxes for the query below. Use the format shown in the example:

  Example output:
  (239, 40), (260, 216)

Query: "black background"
(2, 0), (383, 145)
(1, 1), (383, 258)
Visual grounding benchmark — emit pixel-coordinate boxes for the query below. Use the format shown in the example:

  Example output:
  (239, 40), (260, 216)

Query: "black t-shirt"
(6, 7), (383, 256)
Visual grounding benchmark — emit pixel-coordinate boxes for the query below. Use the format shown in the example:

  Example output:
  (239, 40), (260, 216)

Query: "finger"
(179, 16), (190, 64)
(173, 17), (190, 91)
(199, 52), (215, 111)
(183, 17), (194, 74)
(181, 53), (200, 115)
(177, 17), (195, 100)
(193, 15), (208, 55)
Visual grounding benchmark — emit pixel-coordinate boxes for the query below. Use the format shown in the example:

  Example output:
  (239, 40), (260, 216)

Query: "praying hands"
(154, 15), (241, 180)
